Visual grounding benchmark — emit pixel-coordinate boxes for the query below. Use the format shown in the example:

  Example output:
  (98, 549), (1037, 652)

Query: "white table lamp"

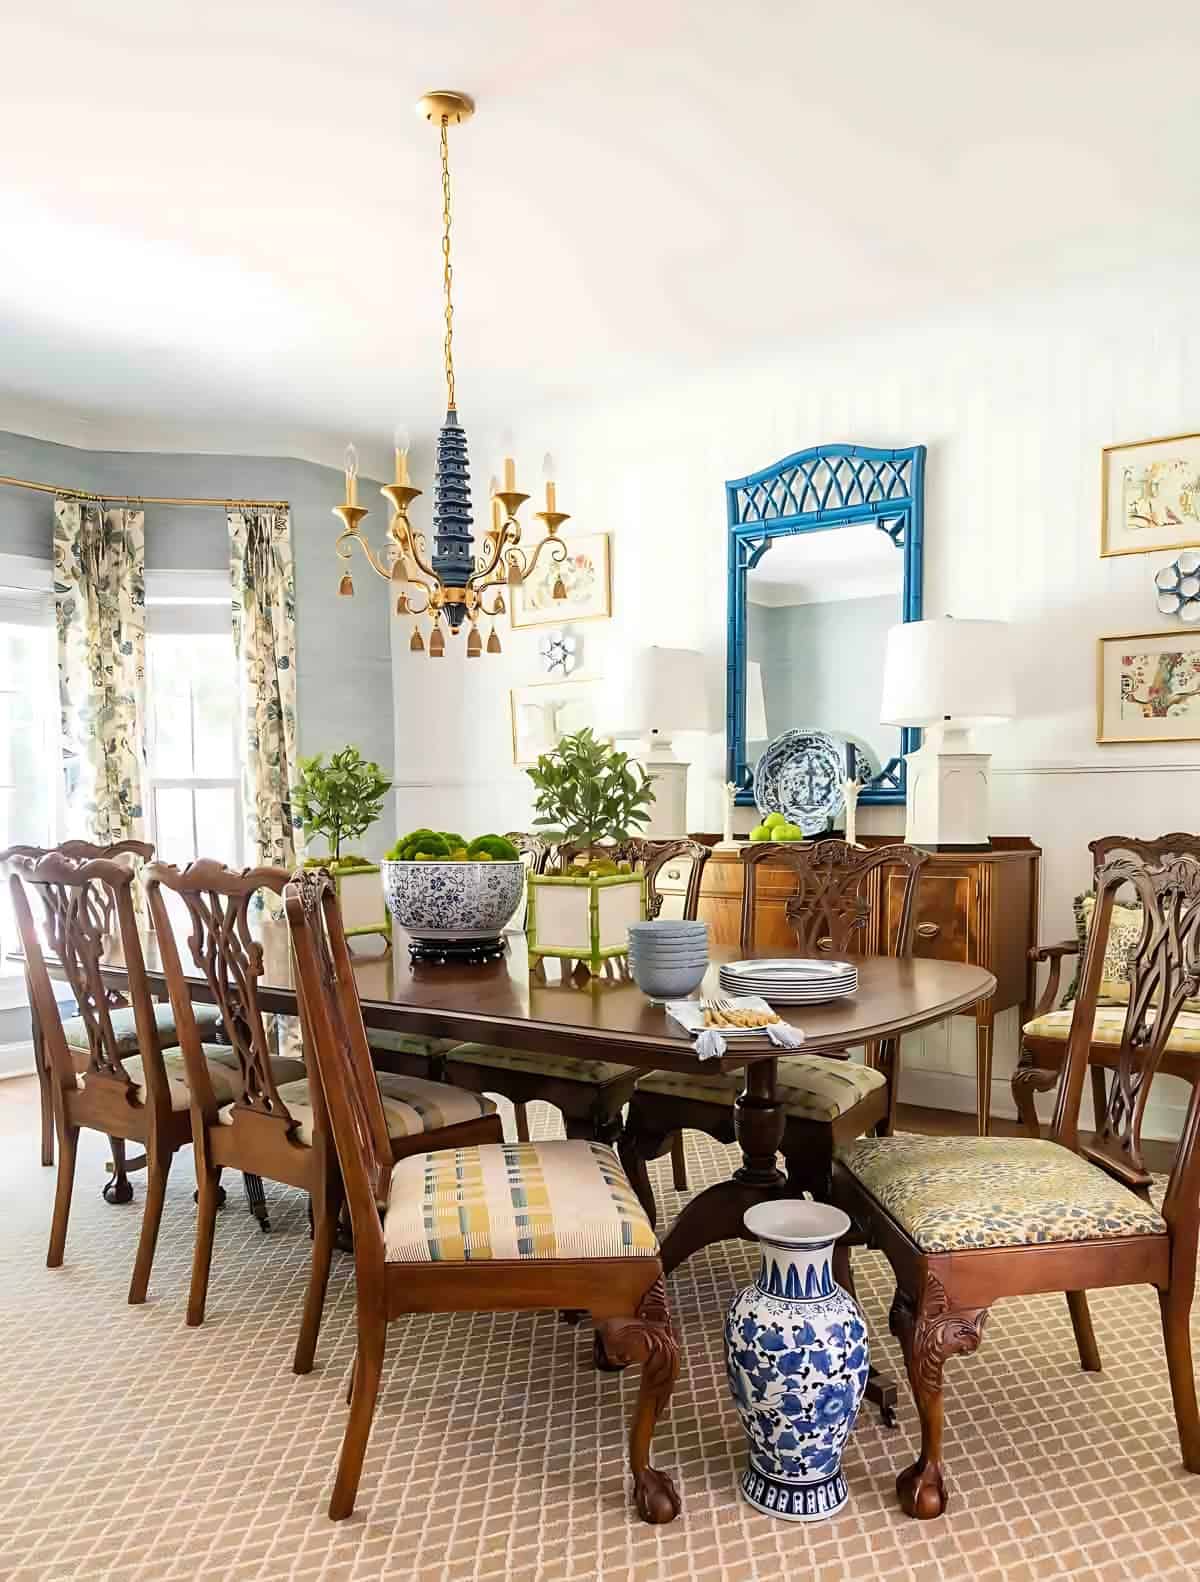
(881, 617), (1015, 850)
(606, 645), (710, 837)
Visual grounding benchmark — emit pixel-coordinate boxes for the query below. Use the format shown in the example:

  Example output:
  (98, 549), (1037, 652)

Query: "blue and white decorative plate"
(753, 730), (846, 836)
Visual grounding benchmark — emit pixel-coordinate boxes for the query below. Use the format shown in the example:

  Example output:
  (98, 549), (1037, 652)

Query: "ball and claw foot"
(635, 1467), (682, 1524)
(593, 1330), (631, 1373)
(102, 1177), (134, 1205)
(192, 1185), (227, 1208)
(896, 1456), (947, 1519)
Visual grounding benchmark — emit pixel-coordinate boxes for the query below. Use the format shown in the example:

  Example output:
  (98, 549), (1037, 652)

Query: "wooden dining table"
(97, 926), (996, 1278)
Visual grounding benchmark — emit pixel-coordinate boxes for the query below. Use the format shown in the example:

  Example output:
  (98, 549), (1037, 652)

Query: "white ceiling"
(2, 0), (1198, 470)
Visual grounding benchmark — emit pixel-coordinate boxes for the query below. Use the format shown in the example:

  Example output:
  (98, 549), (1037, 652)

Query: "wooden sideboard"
(659, 836), (1041, 1135)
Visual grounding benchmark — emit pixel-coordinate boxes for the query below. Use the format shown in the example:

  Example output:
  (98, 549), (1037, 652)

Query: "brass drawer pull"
(916, 922), (941, 940)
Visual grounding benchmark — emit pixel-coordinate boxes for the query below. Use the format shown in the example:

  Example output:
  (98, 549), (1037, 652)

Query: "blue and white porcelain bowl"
(380, 860), (525, 943)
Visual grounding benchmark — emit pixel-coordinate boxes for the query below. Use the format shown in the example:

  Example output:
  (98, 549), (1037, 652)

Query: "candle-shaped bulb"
(542, 451), (557, 512)
(503, 454), (516, 493)
(343, 442), (359, 505)
(393, 424), (410, 486)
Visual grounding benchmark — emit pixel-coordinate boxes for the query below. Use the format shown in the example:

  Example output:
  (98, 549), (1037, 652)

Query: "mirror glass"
(744, 522), (903, 784)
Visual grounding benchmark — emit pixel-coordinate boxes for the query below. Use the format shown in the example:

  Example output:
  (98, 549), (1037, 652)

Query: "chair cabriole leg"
(595, 1276), (681, 1524)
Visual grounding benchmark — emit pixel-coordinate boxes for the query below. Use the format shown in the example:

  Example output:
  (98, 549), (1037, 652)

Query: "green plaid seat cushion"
(88, 1046), (305, 1111)
(62, 1000), (223, 1055)
(271, 1072), (496, 1148)
(446, 1043), (638, 1086)
(366, 1029), (458, 1060)
(638, 1054), (887, 1123)
(837, 1135), (1166, 1253)
(383, 1140), (658, 1262)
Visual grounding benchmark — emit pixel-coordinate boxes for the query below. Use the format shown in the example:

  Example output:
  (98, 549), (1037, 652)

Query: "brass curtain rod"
(0, 474), (289, 510)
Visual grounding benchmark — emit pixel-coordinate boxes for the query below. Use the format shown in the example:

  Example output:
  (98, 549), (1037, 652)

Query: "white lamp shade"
(613, 645), (711, 737)
(745, 660), (768, 741)
(880, 618), (1016, 726)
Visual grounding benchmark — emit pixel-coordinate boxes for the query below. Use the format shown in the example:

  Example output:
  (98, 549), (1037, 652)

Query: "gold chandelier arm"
(517, 534), (568, 583)
(406, 531), (439, 586)
(467, 526), (510, 588)
(478, 587), (507, 618)
(336, 526), (393, 582)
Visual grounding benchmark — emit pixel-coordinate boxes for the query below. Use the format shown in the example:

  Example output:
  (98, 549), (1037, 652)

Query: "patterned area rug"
(2, 1095), (1200, 1582)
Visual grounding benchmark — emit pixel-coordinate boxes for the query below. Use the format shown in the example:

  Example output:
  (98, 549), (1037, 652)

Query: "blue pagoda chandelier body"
(332, 90), (568, 657)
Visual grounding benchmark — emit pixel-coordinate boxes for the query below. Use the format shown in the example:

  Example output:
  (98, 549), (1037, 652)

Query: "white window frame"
(145, 570), (243, 870)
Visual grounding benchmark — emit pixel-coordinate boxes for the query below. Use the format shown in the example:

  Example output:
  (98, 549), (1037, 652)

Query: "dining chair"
(10, 851), (233, 1304)
(834, 845), (1200, 1519)
(0, 838), (221, 1176)
(1013, 832), (1200, 1139)
(618, 839), (928, 1227)
(441, 838), (712, 1145)
(145, 858), (503, 1373)
(284, 866), (681, 1524)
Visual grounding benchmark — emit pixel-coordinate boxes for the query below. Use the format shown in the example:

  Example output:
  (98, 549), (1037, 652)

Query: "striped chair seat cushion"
(638, 1054), (887, 1123)
(837, 1135), (1166, 1253)
(63, 1000), (223, 1055)
(1024, 1005), (1200, 1052)
(446, 1043), (637, 1086)
(384, 1139), (659, 1263)
(85, 1047), (305, 1111)
(269, 1073), (496, 1148)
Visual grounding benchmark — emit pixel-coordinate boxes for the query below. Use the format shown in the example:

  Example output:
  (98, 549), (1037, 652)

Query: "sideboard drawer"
(885, 870), (974, 964)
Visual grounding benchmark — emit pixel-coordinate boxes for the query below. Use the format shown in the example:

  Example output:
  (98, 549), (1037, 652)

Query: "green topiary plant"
(291, 746), (392, 865)
(525, 727), (655, 862)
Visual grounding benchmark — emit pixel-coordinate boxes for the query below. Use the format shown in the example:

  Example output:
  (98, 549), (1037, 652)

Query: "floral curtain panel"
(53, 498), (148, 843)
(228, 508), (298, 870)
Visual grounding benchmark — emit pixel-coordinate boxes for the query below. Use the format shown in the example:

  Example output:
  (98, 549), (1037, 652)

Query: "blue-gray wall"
(0, 430), (396, 858)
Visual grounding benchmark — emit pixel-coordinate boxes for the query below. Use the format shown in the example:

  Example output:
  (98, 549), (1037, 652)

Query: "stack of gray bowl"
(627, 919), (710, 1001)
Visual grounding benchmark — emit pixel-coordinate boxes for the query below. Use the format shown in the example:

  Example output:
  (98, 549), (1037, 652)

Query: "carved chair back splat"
(284, 867), (681, 1528)
(0, 838), (155, 1169)
(10, 852), (185, 1304)
(741, 839), (928, 958)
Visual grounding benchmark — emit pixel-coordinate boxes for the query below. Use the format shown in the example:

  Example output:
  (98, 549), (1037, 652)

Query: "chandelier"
(332, 90), (569, 658)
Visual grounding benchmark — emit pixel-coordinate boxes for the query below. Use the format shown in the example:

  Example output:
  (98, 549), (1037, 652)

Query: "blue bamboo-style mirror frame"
(726, 442), (926, 807)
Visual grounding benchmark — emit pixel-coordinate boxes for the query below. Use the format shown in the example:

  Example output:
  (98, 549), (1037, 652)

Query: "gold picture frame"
(1100, 431), (1200, 559)
(510, 532), (612, 630)
(1096, 629), (1200, 744)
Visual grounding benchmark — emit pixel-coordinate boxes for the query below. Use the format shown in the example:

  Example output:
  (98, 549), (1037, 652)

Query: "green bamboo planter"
(326, 862), (392, 947)
(525, 871), (647, 976)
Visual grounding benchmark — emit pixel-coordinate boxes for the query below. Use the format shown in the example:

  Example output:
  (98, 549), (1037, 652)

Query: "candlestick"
(344, 442), (359, 507)
(542, 452), (557, 512)
(393, 425), (410, 486)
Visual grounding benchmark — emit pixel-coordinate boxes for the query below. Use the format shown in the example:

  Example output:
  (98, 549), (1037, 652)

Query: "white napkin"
(667, 997), (807, 1061)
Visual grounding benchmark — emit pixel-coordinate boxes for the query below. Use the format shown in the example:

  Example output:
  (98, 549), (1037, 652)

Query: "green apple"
(763, 811), (787, 829)
(775, 823), (805, 841)
(748, 823), (773, 842)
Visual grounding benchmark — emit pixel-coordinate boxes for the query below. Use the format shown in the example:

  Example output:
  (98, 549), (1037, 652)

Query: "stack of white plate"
(718, 957), (858, 1005)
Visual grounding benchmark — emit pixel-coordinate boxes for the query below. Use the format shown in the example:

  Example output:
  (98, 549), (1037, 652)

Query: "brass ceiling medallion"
(333, 90), (569, 658)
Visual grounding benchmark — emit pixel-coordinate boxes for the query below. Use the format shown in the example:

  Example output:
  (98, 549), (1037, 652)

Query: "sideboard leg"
(974, 1012), (995, 1137)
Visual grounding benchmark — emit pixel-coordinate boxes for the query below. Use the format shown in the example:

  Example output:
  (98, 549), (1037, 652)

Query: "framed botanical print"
(510, 532), (611, 629)
(1097, 630), (1200, 743)
(510, 677), (604, 765)
(1101, 432), (1200, 558)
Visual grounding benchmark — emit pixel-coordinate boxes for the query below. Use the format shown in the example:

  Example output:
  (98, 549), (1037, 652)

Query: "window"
(0, 555), (60, 965)
(145, 573), (241, 870)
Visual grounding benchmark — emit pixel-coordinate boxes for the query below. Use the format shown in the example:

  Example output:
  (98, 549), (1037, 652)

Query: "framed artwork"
(510, 677), (604, 765)
(1101, 432), (1200, 558)
(510, 532), (611, 629)
(1097, 630), (1200, 743)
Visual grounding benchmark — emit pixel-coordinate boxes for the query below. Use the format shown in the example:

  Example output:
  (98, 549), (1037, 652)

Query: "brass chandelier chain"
(440, 118), (455, 412)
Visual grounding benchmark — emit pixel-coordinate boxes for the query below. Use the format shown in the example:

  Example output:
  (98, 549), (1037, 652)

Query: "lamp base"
(902, 727), (993, 851)
(641, 757), (689, 839)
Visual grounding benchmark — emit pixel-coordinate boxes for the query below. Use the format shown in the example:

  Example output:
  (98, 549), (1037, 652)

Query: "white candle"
(344, 442), (359, 507)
